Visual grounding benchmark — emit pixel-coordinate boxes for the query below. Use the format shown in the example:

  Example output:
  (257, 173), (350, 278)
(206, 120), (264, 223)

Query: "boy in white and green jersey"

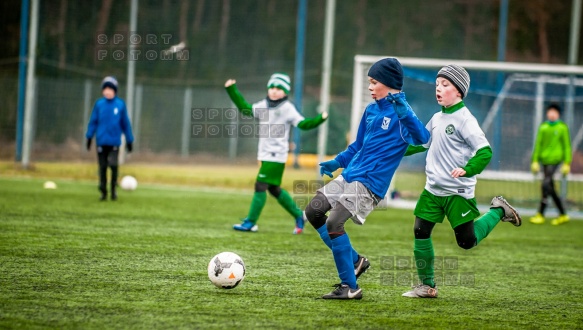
(225, 73), (327, 234)
(402, 65), (522, 298)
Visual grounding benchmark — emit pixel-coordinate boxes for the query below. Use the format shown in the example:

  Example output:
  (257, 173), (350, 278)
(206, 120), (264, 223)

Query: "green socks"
(246, 189), (301, 225)
(413, 208), (504, 288)
(473, 208), (503, 245)
(414, 238), (435, 288)
(276, 189), (302, 219)
(246, 191), (267, 224)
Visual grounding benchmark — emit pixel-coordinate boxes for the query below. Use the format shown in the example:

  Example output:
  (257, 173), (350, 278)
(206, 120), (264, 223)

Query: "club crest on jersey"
(114, 107), (119, 115)
(445, 124), (455, 135)
(381, 117), (391, 130)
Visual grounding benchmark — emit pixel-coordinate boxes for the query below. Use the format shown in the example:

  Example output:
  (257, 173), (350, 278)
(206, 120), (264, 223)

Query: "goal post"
(352, 55), (583, 213)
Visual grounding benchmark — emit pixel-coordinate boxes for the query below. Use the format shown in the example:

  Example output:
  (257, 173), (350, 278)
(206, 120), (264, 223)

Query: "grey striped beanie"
(267, 73), (291, 94)
(437, 65), (470, 98)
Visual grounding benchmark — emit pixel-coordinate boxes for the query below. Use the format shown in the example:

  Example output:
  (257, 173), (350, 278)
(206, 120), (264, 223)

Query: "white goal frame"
(351, 55), (583, 153)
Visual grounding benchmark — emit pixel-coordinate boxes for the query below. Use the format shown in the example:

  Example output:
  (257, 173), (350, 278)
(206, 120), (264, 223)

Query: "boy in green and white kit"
(225, 73), (327, 234)
(402, 65), (522, 298)
(529, 104), (571, 226)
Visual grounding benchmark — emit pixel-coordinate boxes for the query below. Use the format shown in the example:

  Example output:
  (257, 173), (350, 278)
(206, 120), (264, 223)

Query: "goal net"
(352, 55), (583, 214)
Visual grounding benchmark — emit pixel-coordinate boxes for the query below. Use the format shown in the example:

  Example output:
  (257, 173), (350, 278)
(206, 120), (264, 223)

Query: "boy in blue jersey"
(304, 58), (430, 299)
(86, 76), (134, 201)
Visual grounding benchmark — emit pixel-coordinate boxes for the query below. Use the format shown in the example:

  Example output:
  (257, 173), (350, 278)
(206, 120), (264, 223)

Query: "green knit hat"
(267, 73), (291, 94)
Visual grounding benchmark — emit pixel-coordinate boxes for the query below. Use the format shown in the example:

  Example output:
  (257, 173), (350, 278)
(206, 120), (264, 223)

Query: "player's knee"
(413, 226), (430, 239)
(542, 178), (554, 191)
(254, 181), (268, 193)
(456, 237), (476, 250)
(306, 194), (328, 216)
(305, 204), (323, 228)
(326, 220), (345, 239)
(413, 217), (433, 239)
(267, 185), (281, 198)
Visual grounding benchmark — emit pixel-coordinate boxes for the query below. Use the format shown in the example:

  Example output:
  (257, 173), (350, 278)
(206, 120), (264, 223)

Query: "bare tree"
(58, 0), (68, 69)
(461, 0), (478, 58)
(218, 0), (231, 54)
(267, 0), (276, 17)
(192, 0), (205, 34)
(179, 0), (189, 43)
(355, 0), (367, 48)
(524, 0), (551, 62)
(179, 0), (189, 77)
(95, 0), (113, 35)
(217, 0), (231, 77)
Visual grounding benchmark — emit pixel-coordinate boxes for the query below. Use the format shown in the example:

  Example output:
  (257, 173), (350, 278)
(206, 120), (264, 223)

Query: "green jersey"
(532, 120), (571, 165)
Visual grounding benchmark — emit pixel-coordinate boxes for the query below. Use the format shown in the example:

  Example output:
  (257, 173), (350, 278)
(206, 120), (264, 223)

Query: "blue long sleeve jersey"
(86, 96), (134, 147)
(335, 96), (430, 198)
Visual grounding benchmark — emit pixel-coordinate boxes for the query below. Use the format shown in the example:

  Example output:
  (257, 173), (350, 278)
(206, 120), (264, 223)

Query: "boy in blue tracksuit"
(304, 58), (430, 299)
(86, 76), (134, 201)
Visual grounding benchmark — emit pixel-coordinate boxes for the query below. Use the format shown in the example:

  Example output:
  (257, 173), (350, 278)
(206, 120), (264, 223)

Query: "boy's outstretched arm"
(404, 145), (428, 156)
(297, 112), (328, 130)
(334, 110), (367, 168)
(225, 79), (253, 117)
(389, 92), (430, 145)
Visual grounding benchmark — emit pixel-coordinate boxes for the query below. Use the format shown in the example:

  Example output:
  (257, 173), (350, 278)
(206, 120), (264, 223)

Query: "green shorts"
(414, 189), (480, 229)
(256, 161), (285, 186)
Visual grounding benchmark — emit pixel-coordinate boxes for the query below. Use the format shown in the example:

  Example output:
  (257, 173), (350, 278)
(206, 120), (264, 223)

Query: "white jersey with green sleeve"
(423, 105), (490, 198)
(252, 99), (305, 163)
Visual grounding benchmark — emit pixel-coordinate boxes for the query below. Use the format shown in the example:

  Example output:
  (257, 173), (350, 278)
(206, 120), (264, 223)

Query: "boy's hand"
(530, 161), (540, 173)
(561, 163), (570, 175)
(319, 159), (340, 178)
(126, 143), (133, 153)
(225, 79), (236, 88)
(451, 168), (466, 178)
(86, 138), (92, 151)
(387, 92), (411, 118)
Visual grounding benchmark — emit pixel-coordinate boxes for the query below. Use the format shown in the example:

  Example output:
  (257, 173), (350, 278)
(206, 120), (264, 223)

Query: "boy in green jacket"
(530, 104), (572, 225)
(225, 73), (327, 234)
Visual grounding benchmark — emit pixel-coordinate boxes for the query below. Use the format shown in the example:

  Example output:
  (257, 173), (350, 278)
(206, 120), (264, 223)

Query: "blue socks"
(331, 234), (357, 289)
(316, 225), (333, 248)
(316, 225), (359, 264)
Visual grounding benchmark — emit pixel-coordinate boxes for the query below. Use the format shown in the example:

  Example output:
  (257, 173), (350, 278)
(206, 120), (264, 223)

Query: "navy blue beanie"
(101, 76), (118, 94)
(368, 58), (404, 90)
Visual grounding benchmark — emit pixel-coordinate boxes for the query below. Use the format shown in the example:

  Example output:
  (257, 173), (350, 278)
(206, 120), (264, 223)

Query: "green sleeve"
(297, 113), (327, 130)
(532, 125), (543, 162)
(404, 145), (428, 156)
(225, 84), (253, 117)
(562, 123), (572, 163)
(462, 146), (493, 177)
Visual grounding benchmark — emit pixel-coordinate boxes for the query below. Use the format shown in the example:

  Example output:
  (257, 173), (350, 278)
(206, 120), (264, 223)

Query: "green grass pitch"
(1, 176), (582, 329)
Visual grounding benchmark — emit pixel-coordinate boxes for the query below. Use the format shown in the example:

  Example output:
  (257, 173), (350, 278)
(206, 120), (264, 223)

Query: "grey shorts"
(317, 175), (379, 225)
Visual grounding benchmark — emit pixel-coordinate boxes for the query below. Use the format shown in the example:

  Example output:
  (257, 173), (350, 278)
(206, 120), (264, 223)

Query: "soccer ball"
(120, 175), (138, 191)
(43, 181), (57, 189)
(207, 252), (246, 289)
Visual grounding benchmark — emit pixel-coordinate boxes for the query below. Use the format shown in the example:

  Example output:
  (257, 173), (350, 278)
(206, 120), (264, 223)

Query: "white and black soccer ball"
(120, 175), (138, 191)
(207, 252), (245, 289)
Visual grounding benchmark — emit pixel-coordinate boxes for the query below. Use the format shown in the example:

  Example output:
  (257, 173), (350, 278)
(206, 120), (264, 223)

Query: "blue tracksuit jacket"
(335, 95), (430, 198)
(86, 96), (134, 147)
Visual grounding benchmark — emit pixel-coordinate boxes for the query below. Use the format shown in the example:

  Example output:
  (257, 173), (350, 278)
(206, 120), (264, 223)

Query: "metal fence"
(0, 77), (353, 163)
